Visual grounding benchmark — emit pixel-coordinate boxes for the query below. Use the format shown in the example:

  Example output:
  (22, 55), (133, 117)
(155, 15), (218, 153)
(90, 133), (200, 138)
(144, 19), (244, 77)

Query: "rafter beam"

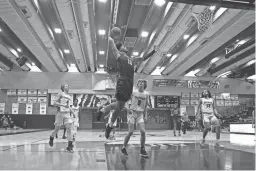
(167, 0), (255, 10)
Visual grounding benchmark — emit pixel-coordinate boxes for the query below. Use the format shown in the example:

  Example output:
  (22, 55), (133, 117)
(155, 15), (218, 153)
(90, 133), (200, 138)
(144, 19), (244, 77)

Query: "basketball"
(110, 27), (121, 38)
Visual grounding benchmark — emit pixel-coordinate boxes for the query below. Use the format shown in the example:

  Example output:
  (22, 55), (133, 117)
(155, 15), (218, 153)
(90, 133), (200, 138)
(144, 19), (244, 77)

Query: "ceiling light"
(164, 2), (173, 17)
(183, 34), (190, 40)
(32, 62), (35, 66)
(141, 31), (149, 38)
(0, 28), (2, 32)
(236, 39), (239, 42)
(99, 64), (104, 67)
(98, 0), (107, 2)
(218, 71), (231, 78)
(64, 49), (70, 54)
(133, 52), (139, 56)
(99, 51), (105, 55)
(154, 0), (166, 7)
(211, 57), (220, 63)
(247, 75), (256, 80)
(213, 7), (227, 21)
(238, 40), (246, 45)
(166, 53), (172, 57)
(170, 54), (178, 62)
(54, 28), (62, 34)
(68, 64), (78, 72)
(10, 49), (18, 58)
(209, 6), (216, 11)
(98, 29), (106, 35)
(185, 69), (201, 77)
(17, 48), (22, 52)
(246, 59), (255, 66)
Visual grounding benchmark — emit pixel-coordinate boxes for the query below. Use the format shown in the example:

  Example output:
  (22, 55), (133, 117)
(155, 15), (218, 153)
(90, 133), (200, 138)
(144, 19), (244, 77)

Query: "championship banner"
(188, 80), (220, 89)
(181, 99), (190, 106)
(153, 79), (188, 88)
(0, 103), (5, 114)
(38, 97), (47, 104)
(181, 92), (190, 99)
(26, 103), (33, 114)
(28, 97), (37, 103)
(190, 99), (199, 106)
(38, 89), (47, 96)
(18, 97), (27, 103)
(40, 103), (47, 115)
(12, 103), (19, 114)
(17, 89), (27, 96)
(28, 89), (37, 96)
(7, 89), (16, 96)
(190, 92), (200, 99)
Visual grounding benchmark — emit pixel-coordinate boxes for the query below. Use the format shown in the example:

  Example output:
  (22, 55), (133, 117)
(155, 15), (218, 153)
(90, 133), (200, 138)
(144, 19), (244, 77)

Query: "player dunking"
(49, 84), (74, 152)
(121, 79), (149, 158)
(97, 28), (158, 139)
(197, 90), (224, 148)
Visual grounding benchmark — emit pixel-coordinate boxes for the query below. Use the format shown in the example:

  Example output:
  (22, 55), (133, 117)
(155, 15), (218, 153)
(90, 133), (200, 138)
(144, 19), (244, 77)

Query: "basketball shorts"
(127, 111), (144, 124)
(115, 77), (133, 102)
(108, 116), (117, 127)
(203, 113), (220, 129)
(172, 115), (181, 123)
(73, 118), (79, 127)
(55, 112), (73, 126)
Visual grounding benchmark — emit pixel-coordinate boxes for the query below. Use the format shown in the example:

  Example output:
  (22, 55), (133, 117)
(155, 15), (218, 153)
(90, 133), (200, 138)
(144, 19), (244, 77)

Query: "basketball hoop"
(193, 7), (213, 32)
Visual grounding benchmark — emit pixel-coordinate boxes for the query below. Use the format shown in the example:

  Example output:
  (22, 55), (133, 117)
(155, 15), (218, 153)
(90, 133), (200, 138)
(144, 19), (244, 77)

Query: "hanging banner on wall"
(26, 103), (33, 115)
(181, 99), (190, 106)
(50, 94), (58, 105)
(28, 90), (37, 96)
(153, 79), (188, 88)
(40, 103), (47, 115)
(38, 97), (47, 104)
(190, 92), (200, 99)
(28, 97), (37, 103)
(0, 103), (5, 114)
(224, 100), (232, 106)
(180, 105), (187, 115)
(38, 89), (47, 96)
(188, 80), (220, 89)
(12, 103), (19, 114)
(230, 94), (239, 100)
(216, 100), (225, 106)
(17, 89), (27, 96)
(232, 100), (239, 106)
(190, 99), (199, 106)
(7, 89), (16, 96)
(18, 97), (27, 103)
(181, 92), (190, 99)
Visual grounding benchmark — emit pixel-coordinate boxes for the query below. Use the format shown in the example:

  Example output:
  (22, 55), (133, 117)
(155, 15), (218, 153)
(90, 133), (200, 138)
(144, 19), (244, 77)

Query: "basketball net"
(193, 7), (213, 32)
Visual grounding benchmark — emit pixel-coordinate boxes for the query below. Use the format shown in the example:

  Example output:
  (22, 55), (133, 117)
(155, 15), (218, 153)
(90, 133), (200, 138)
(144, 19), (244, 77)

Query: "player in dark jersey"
(97, 36), (158, 139)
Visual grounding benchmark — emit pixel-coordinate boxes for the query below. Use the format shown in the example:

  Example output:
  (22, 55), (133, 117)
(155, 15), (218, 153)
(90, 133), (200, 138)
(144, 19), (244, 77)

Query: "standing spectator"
(171, 105), (181, 136)
(181, 112), (189, 134)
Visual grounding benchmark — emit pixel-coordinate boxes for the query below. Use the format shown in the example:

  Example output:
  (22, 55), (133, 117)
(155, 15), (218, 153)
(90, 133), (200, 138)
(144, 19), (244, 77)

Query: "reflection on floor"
(0, 128), (48, 136)
(105, 142), (255, 170)
(0, 130), (254, 170)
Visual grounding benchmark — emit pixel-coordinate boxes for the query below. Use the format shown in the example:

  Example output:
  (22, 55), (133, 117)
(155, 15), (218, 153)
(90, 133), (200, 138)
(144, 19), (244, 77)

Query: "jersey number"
(206, 104), (211, 108)
(127, 59), (132, 66)
(137, 100), (141, 106)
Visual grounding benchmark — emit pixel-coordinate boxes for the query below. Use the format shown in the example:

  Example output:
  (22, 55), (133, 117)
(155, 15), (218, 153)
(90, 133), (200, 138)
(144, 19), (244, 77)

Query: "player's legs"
(121, 115), (135, 157)
(137, 114), (148, 158)
(49, 112), (63, 147)
(210, 116), (223, 147)
(201, 114), (211, 146)
(63, 114), (75, 152)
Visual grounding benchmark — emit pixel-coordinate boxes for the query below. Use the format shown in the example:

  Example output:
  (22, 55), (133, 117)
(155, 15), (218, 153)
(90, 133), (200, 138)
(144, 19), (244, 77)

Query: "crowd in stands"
(0, 114), (17, 129)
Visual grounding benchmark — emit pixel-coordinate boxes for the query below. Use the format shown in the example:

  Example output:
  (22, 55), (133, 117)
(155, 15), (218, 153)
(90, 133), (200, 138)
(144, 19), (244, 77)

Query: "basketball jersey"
(59, 92), (72, 112)
(201, 98), (214, 114)
(129, 90), (148, 112)
(117, 53), (134, 79)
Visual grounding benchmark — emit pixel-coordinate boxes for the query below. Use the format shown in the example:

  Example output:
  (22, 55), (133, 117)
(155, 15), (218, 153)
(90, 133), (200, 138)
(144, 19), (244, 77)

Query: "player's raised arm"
(133, 45), (159, 63)
(109, 37), (121, 59)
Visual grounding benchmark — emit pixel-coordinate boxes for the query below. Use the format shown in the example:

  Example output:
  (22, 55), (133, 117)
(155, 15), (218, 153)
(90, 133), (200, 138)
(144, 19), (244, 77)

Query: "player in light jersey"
(71, 99), (80, 141)
(197, 90), (223, 148)
(121, 80), (149, 158)
(49, 84), (75, 152)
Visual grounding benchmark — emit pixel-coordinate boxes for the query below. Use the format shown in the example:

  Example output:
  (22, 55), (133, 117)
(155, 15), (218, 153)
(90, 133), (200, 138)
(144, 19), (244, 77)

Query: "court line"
(1, 138), (49, 151)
